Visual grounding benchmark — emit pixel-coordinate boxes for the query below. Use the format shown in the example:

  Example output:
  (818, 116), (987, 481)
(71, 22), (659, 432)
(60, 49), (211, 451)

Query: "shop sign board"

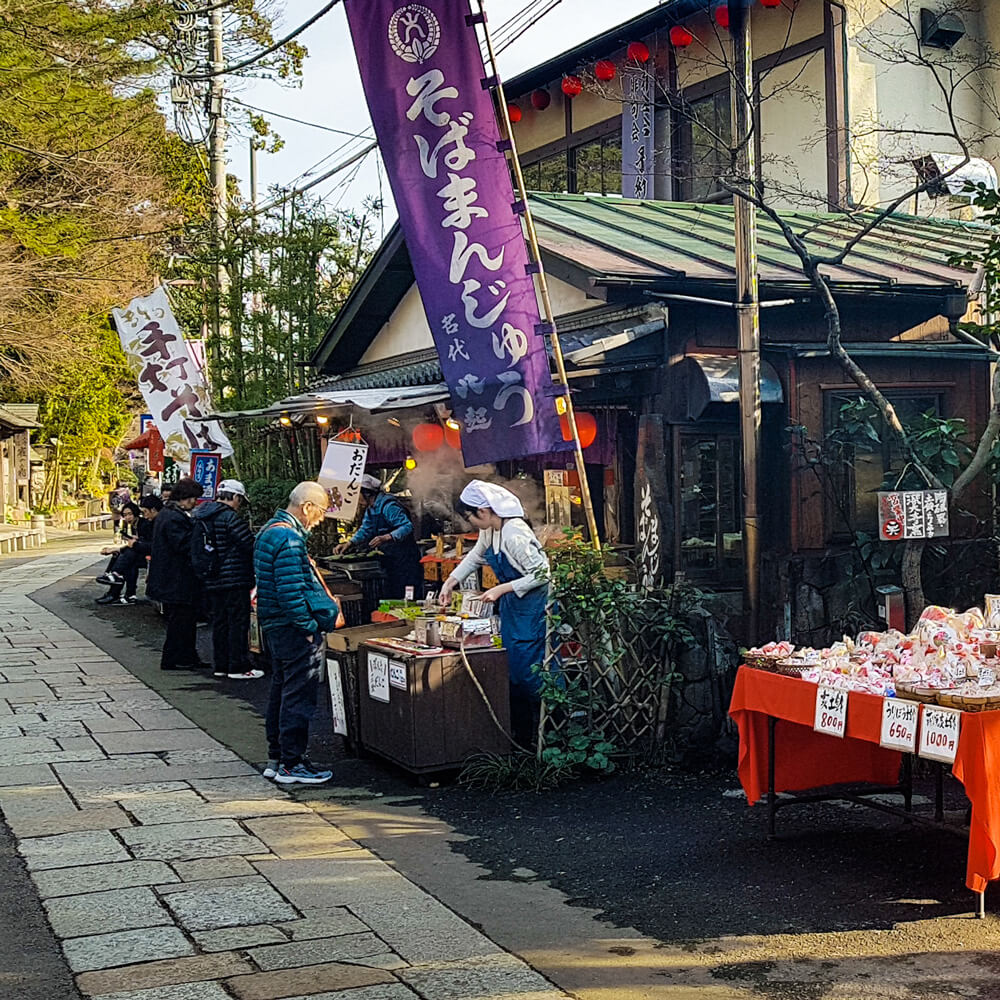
(327, 657), (349, 736)
(367, 652), (390, 703)
(622, 62), (655, 199)
(918, 705), (960, 764)
(879, 698), (919, 752)
(317, 440), (369, 522)
(190, 451), (221, 500)
(814, 686), (847, 738)
(388, 660), (407, 691)
(877, 490), (949, 541)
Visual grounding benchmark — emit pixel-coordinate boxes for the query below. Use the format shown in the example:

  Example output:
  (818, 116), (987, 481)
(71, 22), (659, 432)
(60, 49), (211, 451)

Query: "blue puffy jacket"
(253, 510), (338, 635)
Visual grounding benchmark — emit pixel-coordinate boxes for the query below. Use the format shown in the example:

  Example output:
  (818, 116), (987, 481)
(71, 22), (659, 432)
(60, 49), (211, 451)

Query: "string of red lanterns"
(561, 74), (582, 97)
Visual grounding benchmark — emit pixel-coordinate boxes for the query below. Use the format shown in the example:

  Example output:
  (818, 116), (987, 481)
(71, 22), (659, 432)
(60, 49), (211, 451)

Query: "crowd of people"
(92, 473), (551, 786)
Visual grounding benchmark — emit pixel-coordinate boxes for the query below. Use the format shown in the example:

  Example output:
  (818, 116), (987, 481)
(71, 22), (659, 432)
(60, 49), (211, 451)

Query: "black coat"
(146, 503), (198, 605)
(191, 501), (254, 591)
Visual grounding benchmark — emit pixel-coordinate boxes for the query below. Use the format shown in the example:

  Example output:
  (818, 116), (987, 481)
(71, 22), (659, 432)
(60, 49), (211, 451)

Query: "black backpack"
(190, 510), (222, 581)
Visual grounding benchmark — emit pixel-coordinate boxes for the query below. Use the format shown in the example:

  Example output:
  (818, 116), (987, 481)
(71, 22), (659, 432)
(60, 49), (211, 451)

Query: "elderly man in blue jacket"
(254, 481), (339, 785)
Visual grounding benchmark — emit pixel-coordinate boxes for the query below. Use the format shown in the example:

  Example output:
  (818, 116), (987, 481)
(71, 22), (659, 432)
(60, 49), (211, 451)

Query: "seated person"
(95, 496), (160, 604)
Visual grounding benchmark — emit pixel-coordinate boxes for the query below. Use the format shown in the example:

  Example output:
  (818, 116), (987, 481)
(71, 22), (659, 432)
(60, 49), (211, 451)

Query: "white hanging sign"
(367, 652), (390, 703)
(814, 686), (847, 738)
(918, 705), (961, 764)
(327, 657), (348, 736)
(879, 698), (919, 752)
(318, 439), (369, 521)
(112, 286), (232, 462)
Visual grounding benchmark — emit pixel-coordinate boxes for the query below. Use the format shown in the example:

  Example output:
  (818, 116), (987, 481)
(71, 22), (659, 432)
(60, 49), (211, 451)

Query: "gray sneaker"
(262, 760), (279, 780)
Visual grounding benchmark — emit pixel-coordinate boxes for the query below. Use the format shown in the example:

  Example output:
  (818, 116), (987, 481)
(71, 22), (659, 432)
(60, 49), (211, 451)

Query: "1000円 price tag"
(814, 685), (847, 738)
(919, 705), (961, 764)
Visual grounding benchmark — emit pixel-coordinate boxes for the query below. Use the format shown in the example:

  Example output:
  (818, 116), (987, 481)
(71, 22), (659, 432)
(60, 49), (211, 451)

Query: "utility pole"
(207, 4), (228, 392)
(729, 0), (762, 640)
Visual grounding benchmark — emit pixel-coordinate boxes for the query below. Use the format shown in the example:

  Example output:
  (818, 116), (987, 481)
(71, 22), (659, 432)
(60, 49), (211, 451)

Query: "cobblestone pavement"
(0, 550), (571, 1000)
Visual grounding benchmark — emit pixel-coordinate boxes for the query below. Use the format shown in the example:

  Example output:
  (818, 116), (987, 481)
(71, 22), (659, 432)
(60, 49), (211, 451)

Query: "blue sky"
(234, 0), (662, 228)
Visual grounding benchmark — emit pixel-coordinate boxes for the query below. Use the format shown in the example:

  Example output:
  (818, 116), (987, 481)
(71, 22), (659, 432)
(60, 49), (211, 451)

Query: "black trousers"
(208, 587), (250, 675)
(264, 626), (324, 766)
(161, 603), (199, 669)
(109, 547), (142, 598)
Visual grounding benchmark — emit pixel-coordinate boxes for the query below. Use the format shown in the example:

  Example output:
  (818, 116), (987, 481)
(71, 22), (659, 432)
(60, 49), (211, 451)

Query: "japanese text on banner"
(317, 440), (369, 522)
(344, 0), (567, 466)
(111, 286), (232, 462)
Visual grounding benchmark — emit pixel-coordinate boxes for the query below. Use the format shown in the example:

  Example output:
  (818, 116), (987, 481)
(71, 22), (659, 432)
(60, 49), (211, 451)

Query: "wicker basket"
(895, 683), (939, 705)
(776, 658), (815, 677)
(937, 691), (1000, 712)
(745, 654), (783, 672)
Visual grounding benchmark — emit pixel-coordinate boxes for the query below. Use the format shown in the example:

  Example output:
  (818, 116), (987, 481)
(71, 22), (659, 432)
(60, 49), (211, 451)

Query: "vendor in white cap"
(439, 480), (550, 746)
(334, 473), (423, 599)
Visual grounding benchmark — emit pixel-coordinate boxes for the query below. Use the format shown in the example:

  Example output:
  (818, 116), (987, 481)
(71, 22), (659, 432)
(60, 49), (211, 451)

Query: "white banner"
(112, 287), (232, 462)
(317, 439), (369, 521)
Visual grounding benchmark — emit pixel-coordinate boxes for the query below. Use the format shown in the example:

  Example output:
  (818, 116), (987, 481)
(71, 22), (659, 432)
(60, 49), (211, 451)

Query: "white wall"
(358, 273), (603, 366)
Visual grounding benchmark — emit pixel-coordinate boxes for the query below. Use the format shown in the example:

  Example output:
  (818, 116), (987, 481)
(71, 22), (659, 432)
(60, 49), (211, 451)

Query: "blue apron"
(484, 545), (548, 696)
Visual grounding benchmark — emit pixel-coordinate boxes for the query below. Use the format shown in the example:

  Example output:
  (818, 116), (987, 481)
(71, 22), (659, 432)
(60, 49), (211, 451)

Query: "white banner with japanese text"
(112, 287), (232, 462)
(317, 440), (369, 521)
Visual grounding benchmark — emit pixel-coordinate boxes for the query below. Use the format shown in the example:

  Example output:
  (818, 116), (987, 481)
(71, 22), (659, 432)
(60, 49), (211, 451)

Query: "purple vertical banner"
(345, 0), (568, 465)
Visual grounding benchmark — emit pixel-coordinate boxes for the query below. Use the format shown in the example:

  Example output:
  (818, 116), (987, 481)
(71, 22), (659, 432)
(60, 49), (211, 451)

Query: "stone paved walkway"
(0, 550), (570, 1000)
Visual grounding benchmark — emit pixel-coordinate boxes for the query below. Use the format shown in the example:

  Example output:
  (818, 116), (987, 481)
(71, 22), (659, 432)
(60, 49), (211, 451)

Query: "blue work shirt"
(350, 493), (413, 546)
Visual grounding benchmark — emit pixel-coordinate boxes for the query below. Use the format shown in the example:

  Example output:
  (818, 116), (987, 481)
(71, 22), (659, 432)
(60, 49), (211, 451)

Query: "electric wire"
(181, 0), (341, 80)
(224, 96), (372, 139)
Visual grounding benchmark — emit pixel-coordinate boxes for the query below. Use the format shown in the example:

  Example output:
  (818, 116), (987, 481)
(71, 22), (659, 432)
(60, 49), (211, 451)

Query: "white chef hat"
(360, 474), (382, 492)
(459, 479), (524, 518)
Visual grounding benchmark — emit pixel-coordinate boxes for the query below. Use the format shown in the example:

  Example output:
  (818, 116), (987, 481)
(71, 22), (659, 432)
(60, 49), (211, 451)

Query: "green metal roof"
(530, 193), (990, 291)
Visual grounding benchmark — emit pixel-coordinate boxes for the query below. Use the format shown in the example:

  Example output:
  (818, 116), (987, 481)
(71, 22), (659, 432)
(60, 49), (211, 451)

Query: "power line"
(225, 96), (371, 139)
(182, 0), (341, 80)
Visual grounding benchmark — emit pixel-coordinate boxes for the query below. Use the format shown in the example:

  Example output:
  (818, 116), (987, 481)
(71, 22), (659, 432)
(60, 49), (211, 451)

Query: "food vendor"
(334, 474), (423, 599)
(438, 480), (550, 747)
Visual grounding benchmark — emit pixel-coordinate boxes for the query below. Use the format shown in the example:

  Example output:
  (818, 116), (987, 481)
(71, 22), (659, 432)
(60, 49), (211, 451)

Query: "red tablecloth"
(729, 665), (1000, 893)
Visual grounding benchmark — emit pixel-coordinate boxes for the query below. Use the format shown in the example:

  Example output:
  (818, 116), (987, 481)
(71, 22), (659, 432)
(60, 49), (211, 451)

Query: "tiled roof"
(529, 194), (988, 291)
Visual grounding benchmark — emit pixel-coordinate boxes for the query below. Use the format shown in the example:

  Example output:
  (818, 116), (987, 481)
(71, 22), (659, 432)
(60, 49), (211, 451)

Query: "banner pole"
(475, 0), (601, 551)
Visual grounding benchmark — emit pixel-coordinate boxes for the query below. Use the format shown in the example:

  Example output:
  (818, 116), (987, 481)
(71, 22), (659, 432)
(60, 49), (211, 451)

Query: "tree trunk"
(902, 540), (926, 630)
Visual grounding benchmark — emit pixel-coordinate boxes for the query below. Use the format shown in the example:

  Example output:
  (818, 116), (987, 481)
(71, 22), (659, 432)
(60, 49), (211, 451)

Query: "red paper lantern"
(412, 422), (444, 452)
(669, 25), (694, 47)
(530, 88), (551, 111)
(760, 0), (782, 7)
(594, 59), (616, 82)
(627, 41), (650, 63)
(443, 422), (462, 450)
(561, 75), (582, 97)
(714, 4), (730, 28)
(559, 411), (598, 450)
(507, 103), (522, 123)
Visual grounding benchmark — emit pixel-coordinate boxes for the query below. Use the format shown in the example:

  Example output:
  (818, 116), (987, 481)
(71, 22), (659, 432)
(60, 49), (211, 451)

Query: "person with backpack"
(254, 481), (340, 785)
(333, 474), (423, 599)
(146, 477), (207, 672)
(191, 479), (263, 681)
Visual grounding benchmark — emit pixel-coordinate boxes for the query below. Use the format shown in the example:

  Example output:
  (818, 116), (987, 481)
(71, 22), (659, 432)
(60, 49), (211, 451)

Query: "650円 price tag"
(879, 698), (919, 752)
(814, 685), (847, 738)
(919, 705), (961, 764)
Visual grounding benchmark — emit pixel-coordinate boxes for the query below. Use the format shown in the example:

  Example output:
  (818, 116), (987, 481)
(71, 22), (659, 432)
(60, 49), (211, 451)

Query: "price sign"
(918, 705), (961, 764)
(388, 659), (407, 691)
(814, 686), (847, 738)
(327, 657), (348, 736)
(978, 667), (996, 688)
(367, 652), (390, 703)
(880, 698), (919, 752)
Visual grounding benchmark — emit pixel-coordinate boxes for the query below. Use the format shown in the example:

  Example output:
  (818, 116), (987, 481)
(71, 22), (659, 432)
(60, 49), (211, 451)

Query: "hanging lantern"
(443, 421), (462, 450)
(760, 0), (782, 7)
(559, 411), (598, 450)
(561, 75), (582, 98)
(507, 103), (523, 123)
(714, 4), (730, 28)
(627, 41), (650, 63)
(594, 59), (616, 82)
(412, 422), (444, 452)
(669, 25), (694, 47)
(530, 88), (551, 111)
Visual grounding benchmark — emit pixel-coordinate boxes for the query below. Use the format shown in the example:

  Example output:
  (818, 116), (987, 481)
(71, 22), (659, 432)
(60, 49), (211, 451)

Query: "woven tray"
(937, 691), (1000, 713)
(776, 658), (815, 677)
(745, 654), (783, 672)
(894, 683), (939, 705)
